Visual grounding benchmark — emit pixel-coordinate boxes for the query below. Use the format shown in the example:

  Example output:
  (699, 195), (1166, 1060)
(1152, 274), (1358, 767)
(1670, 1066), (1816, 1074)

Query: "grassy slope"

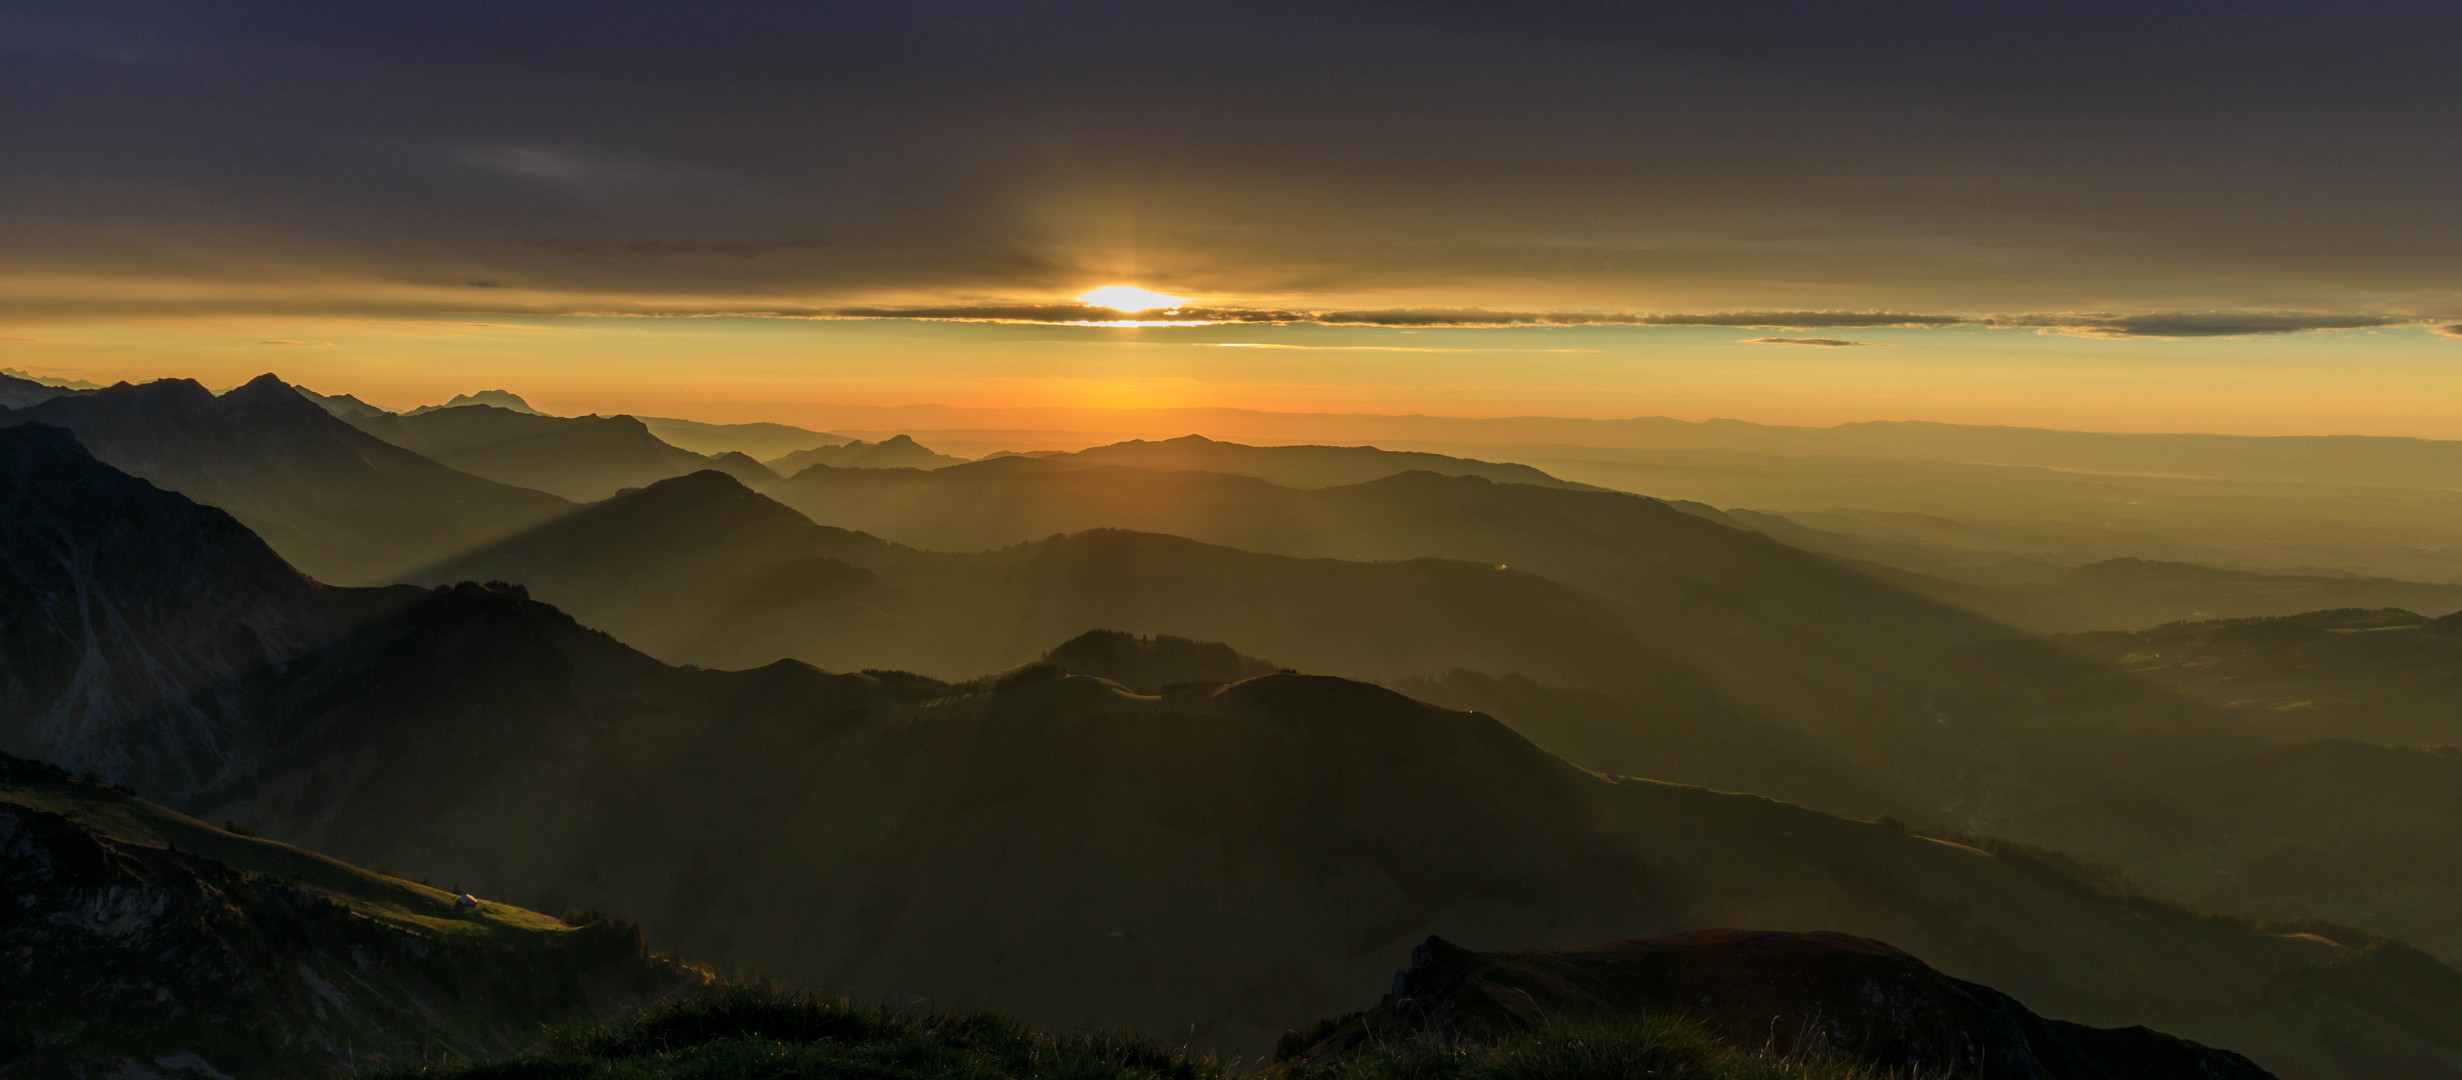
(0, 756), (706, 1075)
(0, 765), (567, 943)
(380, 986), (1873, 1080)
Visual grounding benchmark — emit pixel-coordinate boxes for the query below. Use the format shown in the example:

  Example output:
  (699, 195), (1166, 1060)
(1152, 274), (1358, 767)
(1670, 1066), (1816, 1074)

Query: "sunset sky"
(6, 1), (2459, 434)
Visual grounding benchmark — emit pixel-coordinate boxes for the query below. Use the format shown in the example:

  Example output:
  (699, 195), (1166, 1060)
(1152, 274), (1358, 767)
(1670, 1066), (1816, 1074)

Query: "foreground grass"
(383, 986), (1882, 1080)
(1278, 1014), (1886, 1080)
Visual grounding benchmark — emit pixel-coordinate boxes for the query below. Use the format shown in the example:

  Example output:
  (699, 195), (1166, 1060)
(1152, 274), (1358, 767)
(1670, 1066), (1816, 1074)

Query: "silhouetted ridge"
(1040, 629), (1280, 691)
(0, 374), (569, 583)
(0, 369), (85, 408)
(1045, 434), (1596, 490)
(1282, 932), (2273, 1079)
(768, 433), (966, 473)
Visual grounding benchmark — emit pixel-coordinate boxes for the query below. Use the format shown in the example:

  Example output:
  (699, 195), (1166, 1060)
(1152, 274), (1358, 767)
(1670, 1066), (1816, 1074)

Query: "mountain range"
(342, 402), (779, 501)
(769, 432), (969, 472)
(0, 376), (569, 584)
(1, 428), (2457, 1075)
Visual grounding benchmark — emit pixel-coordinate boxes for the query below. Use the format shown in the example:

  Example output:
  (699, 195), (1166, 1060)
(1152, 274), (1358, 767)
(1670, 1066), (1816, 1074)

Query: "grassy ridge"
(386, 986), (1874, 1080)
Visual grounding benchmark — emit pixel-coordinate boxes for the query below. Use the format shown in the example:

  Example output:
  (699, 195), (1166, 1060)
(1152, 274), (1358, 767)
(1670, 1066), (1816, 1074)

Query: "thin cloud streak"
(1988, 312), (2432, 338)
(826, 305), (1969, 329)
(1743, 337), (1889, 347)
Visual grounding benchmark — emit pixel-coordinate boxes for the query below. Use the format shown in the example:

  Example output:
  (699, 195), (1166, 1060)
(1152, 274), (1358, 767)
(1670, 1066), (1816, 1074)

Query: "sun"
(1077, 285), (1187, 312)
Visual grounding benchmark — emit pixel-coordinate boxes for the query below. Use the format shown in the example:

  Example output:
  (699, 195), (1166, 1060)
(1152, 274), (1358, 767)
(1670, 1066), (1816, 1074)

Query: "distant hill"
(768, 433), (967, 472)
(1033, 434), (1596, 489)
(0, 375), (568, 584)
(1699, 505), (2462, 632)
(2056, 608), (2462, 746)
(0, 369), (87, 408)
(293, 383), (393, 420)
(641, 415), (850, 458)
(349, 403), (778, 500)
(0, 367), (105, 390)
(410, 388), (543, 414)
(414, 469), (897, 661)
(1036, 629), (1280, 692)
(0, 752), (701, 1077)
(1282, 931), (2272, 1079)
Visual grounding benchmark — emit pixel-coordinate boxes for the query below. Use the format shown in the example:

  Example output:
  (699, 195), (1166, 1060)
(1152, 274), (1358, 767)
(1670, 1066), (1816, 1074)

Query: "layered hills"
(1016, 434), (1594, 490)
(759, 453), (2251, 824)
(7, 434), (2461, 1076)
(768, 433), (967, 472)
(639, 415), (848, 459)
(0, 369), (83, 409)
(417, 470), (1734, 720)
(0, 376), (568, 583)
(346, 403), (778, 501)
(0, 752), (700, 1077)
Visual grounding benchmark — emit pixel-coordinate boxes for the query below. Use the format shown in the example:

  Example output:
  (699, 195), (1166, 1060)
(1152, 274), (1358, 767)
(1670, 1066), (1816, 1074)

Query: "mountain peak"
(621, 467), (756, 502)
(220, 372), (330, 418)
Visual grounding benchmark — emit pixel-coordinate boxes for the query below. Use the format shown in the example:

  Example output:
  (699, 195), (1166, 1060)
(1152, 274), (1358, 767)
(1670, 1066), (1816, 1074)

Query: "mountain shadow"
(0, 752), (701, 1076)
(0, 375), (568, 583)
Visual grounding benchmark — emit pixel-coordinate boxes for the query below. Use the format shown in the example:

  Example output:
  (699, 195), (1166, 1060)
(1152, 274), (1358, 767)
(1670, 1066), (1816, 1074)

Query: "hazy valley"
(7, 370), (2462, 1077)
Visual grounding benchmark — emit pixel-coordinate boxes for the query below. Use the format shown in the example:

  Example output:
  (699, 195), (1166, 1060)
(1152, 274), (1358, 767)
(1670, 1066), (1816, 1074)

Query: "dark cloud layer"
(2, 1), (2460, 317)
(828, 305), (1970, 328)
(1991, 313), (2429, 339)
